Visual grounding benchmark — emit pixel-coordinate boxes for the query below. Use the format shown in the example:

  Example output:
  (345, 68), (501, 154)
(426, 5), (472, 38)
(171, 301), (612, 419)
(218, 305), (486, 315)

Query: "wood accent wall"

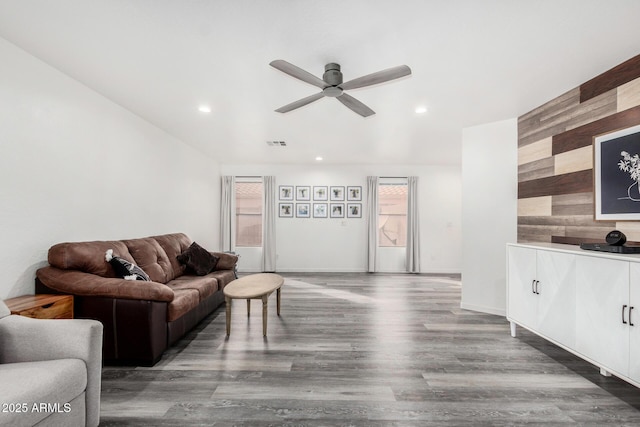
(518, 53), (640, 245)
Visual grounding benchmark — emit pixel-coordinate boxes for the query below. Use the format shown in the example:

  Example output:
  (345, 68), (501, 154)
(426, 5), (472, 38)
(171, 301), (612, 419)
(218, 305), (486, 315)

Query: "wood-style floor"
(100, 273), (640, 426)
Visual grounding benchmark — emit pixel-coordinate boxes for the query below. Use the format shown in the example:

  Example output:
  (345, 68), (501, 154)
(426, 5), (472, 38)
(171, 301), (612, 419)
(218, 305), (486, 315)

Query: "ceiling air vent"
(266, 140), (287, 147)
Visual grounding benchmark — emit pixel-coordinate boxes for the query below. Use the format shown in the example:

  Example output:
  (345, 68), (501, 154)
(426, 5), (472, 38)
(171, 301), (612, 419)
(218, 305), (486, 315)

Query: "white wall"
(221, 164), (462, 274)
(0, 37), (220, 298)
(461, 118), (518, 315)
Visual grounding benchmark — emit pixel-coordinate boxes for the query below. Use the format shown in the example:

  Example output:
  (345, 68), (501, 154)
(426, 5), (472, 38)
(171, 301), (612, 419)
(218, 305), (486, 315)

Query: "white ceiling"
(1, 1), (640, 166)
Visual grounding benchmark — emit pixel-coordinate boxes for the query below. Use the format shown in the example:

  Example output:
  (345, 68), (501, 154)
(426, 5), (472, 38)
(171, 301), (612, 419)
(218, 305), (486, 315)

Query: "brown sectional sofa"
(35, 233), (237, 366)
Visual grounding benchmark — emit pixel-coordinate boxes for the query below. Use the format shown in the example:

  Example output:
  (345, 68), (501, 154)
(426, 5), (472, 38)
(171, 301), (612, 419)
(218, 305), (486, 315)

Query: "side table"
(4, 294), (74, 319)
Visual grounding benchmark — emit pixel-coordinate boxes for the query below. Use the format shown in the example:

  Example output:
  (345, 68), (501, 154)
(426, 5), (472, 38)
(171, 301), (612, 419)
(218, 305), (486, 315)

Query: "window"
(235, 181), (262, 247)
(378, 183), (407, 247)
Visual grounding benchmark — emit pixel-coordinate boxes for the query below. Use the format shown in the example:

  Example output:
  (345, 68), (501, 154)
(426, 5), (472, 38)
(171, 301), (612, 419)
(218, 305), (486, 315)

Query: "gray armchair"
(0, 299), (103, 427)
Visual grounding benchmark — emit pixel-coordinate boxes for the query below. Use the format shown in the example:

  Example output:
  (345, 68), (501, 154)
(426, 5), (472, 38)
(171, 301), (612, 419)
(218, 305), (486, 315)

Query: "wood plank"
(615, 222), (640, 242)
(519, 157), (554, 183)
(551, 236), (593, 245)
(518, 170), (592, 199)
(517, 215), (613, 228)
(580, 53), (640, 103)
(551, 105), (640, 155)
(519, 90), (615, 149)
(518, 137), (552, 165)
(618, 77), (640, 112)
(554, 146), (593, 175)
(517, 197), (552, 217)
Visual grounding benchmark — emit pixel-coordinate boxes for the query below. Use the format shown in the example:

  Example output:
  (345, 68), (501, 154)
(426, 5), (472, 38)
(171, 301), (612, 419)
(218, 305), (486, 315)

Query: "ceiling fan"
(269, 60), (411, 117)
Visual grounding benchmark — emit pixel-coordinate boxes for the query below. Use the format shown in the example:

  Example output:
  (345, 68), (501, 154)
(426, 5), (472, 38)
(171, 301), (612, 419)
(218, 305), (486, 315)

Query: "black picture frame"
(347, 186), (362, 201)
(347, 203), (362, 218)
(279, 185), (293, 201)
(279, 202), (293, 218)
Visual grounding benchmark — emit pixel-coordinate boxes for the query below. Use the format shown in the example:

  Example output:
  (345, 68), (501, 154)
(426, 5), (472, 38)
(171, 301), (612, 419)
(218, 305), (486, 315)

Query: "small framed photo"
(313, 186), (328, 201)
(279, 203), (293, 217)
(347, 203), (362, 218)
(330, 186), (345, 201)
(279, 185), (294, 200)
(296, 203), (310, 218)
(330, 203), (345, 218)
(313, 203), (328, 218)
(296, 186), (311, 201)
(347, 186), (362, 201)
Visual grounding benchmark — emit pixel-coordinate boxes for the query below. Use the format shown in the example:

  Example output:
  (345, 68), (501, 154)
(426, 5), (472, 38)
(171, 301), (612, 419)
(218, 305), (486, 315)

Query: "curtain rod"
(379, 176), (408, 179)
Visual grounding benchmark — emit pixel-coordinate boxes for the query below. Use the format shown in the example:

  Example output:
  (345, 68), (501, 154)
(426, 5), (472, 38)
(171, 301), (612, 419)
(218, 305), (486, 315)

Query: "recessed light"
(198, 105), (211, 113)
(415, 106), (428, 114)
(315, 156), (323, 161)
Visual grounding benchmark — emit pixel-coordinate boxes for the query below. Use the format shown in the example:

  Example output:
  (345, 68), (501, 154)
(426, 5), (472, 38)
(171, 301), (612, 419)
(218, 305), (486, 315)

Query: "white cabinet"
(507, 243), (640, 389)
(576, 256), (629, 376)
(507, 246), (576, 346)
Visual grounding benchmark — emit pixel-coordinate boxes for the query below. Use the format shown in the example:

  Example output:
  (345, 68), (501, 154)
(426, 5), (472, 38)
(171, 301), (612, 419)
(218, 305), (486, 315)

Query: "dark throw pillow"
(177, 242), (219, 276)
(105, 249), (151, 281)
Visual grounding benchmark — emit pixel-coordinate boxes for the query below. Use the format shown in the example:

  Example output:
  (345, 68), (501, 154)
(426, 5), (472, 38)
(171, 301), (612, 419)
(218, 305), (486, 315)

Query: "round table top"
(223, 273), (284, 299)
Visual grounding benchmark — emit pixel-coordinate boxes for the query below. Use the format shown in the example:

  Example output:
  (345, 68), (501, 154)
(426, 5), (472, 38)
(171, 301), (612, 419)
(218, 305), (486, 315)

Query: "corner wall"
(518, 54), (640, 244)
(0, 37), (220, 298)
(461, 118), (518, 316)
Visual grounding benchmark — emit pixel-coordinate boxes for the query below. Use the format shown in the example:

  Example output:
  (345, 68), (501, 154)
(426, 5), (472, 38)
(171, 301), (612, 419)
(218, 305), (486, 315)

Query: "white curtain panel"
(406, 176), (421, 273)
(220, 176), (235, 252)
(366, 176), (379, 273)
(261, 176), (277, 272)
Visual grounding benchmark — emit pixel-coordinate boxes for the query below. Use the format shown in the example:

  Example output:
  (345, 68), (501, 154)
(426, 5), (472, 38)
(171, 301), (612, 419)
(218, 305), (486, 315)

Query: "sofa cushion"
(213, 252), (239, 271)
(167, 289), (200, 322)
(0, 359), (87, 427)
(123, 238), (173, 283)
(207, 270), (237, 290)
(152, 233), (192, 280)
(166, 275), (219, 300)
(177, 242), (219, 276)
(48, 240), (134, 277)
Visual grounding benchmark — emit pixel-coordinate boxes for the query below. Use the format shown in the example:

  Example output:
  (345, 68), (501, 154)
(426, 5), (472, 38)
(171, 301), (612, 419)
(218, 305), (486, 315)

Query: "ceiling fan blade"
(336, 93), (375, 117)
(275, 92), (325, 113)
(340, 65), (411, 90)
(270, 60), (327, 89)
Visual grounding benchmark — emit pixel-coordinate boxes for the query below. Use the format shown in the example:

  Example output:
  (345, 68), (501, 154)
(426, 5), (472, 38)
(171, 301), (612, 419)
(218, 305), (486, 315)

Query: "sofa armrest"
(212, 252), (239, 271)
(37, 266), (174, 302)
(0, 315), (103, 427)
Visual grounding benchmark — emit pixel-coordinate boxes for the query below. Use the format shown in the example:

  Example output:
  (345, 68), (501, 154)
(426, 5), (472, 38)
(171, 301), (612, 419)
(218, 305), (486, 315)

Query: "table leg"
(262, 294), (268, 336)
(225, 297), (232, 336)
(247, 299), (251, 316)
(277, 287), (281, 316)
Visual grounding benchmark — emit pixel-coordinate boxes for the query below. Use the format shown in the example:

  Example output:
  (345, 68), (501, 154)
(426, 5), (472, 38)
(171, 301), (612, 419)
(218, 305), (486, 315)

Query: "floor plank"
(100, 273), (640, 426)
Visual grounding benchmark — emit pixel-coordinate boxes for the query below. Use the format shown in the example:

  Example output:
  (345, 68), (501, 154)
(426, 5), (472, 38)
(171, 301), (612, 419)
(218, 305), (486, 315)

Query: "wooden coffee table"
(223, 273), (283, 337)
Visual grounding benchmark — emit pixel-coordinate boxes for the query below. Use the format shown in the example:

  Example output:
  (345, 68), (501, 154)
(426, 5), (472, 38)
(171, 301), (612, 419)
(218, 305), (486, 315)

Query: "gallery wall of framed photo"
(279, 185), (363, 219)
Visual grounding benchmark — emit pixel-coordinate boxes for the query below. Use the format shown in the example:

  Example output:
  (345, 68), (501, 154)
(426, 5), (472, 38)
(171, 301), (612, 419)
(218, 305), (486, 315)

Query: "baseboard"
(460, 302), (505, 317)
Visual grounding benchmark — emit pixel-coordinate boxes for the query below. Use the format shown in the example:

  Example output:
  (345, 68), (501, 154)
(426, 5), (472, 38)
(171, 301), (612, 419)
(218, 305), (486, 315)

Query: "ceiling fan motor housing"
(323, 63), (343, 86)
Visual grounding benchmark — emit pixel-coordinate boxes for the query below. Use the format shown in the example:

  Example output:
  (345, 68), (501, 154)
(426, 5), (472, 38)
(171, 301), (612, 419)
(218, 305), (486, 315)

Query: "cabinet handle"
(631, 307), (635, 327)
(535, 280), (540, 295)
(532, 279), (536, 294)
(623, 305), (628, 324)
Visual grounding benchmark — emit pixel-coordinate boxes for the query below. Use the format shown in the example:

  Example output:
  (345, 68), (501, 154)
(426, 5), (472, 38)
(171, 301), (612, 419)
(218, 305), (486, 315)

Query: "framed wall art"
(347, 203), (362, 218)
(594, 124), (640, 220)
(330, 203), (345, 218)
(313, 203), (328, 218)
(296, 203), (310, 218)
(279, 203), (293, 218)
(347, 186), (362, 201)
(296, 186), (311, 201)
(313, 186), (328, 201)
(279, 185), (293, 200)
(330, 186), (345, 201)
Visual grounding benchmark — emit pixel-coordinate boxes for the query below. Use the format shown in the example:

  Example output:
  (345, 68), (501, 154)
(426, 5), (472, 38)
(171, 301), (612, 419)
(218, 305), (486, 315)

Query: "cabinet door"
(629, 263), (640, 382)
(507, 246), (537, 329)
(536, 250), (576, 347)
(576, 256), (629, 376)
